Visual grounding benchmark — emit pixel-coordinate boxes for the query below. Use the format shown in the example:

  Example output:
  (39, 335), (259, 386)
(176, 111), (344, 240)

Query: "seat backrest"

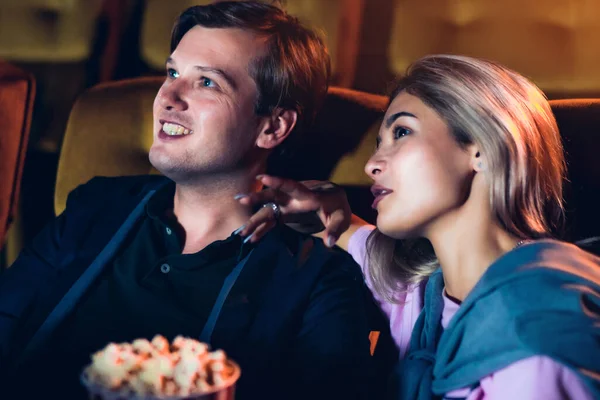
(388, 0), (600, 97)
(55, 77), (387, 215)
(0, 0), (103, 62)
(551, 99), (600, 242)
(0, 60), (35, 245)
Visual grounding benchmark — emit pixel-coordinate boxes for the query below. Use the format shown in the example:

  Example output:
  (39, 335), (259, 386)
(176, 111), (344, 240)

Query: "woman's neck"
(426, 200), (521, 301)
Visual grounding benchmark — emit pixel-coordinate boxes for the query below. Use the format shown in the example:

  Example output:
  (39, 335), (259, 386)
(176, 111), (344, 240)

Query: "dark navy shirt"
(16, 182), (250, 397)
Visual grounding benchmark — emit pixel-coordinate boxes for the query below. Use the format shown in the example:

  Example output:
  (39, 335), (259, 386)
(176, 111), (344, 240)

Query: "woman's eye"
(167, 68), (179, 78)
(393, 126), (411, 139)
(200, 77), (215, 88)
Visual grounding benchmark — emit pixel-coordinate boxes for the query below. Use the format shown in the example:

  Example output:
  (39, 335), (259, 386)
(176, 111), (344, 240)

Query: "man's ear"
(255, 108), (298, 150)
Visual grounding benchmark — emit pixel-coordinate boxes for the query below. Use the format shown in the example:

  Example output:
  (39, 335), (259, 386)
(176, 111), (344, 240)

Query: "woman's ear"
(255, 108), (298, 150)
(470, 146), (485, 172)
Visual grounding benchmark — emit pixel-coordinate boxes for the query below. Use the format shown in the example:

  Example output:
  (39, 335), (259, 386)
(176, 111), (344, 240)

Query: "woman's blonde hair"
(367, 55), (566, 302)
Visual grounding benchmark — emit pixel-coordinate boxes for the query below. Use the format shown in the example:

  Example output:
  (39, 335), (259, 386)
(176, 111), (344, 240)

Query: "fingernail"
(233, 225), (246, 235)
(326, 236), (336, 247)
(256, 175), (265, 180)
(234, 194), (248, 200)
(243, 233), (254, 244)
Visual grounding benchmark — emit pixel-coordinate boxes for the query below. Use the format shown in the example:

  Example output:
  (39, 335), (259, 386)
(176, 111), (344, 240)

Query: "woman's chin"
(376, 221), (405, 240)
(376, 215), (420, 240)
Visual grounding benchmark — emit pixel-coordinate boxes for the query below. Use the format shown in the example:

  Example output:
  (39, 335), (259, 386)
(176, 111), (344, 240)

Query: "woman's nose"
(365, 153), (385, 179)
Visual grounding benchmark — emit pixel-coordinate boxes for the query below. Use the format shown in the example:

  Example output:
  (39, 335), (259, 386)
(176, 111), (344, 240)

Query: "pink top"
(348, 226), (593, 400)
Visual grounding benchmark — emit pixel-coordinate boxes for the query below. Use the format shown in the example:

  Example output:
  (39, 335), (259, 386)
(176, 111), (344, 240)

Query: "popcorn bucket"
(81, 360), (241, 400)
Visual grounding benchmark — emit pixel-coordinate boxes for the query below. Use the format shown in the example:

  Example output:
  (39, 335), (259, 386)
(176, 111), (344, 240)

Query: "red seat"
(0, 60), (35, 247)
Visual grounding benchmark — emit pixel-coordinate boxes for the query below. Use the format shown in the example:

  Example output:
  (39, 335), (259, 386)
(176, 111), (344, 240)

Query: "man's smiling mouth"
(162, 121), (193, 136)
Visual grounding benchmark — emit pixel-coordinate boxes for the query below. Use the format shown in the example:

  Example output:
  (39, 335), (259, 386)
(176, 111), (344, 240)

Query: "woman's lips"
(372, 193), (391, 209)
(371, 185), (393, 209)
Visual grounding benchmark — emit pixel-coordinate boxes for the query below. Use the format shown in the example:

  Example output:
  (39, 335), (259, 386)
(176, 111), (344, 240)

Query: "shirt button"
(165, 227), (172, 235)
(160, 263), (171, 274)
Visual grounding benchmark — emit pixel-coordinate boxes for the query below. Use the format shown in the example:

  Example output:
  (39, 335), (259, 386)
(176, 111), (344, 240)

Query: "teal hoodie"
(393, 240), (600, 399)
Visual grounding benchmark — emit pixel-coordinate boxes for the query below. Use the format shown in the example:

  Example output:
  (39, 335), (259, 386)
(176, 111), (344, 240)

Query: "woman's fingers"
(322, 208), (351, 247)
(243, 220), (277, 244)
(236, 176), (321, 213)
(234, 202), (278, 237)
(234, 175), (352, 246)
(257, 175), (316, 200)
(236, 188), (291, 209)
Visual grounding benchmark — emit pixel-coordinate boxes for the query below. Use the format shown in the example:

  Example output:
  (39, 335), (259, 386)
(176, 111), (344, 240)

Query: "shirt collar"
(146, 180), (176, 220)
(146, 181), (254, 259)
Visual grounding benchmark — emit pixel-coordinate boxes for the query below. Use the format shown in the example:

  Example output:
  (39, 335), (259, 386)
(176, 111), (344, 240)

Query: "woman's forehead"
(385, 92), (441, 124)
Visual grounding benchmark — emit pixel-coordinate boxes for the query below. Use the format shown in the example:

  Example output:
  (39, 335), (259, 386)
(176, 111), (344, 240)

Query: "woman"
(234, 55), (600, 399)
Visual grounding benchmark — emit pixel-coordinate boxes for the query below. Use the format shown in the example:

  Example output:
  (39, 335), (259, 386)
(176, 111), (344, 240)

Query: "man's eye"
(167, 68), (179, 78)
(200, 77), (215, 88)
(393, 126), (412, 139)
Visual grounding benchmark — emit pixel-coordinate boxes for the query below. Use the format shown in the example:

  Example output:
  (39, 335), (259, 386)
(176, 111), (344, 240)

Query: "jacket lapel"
(211, 227), (333, 368)
(209, 229), (292, 348)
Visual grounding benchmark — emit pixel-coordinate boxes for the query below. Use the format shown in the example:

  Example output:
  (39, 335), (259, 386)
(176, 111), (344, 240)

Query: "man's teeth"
(162, 122), (192, 136)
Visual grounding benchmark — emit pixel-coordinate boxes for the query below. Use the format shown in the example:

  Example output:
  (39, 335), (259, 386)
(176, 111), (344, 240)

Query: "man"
(0, 2), (372, 399)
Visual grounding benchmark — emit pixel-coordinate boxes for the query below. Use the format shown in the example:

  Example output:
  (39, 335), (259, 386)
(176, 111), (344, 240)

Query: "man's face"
(150, 26), (267, 183)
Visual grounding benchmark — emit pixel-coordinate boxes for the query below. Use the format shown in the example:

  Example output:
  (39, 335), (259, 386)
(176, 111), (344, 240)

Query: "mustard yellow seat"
(0, 0), (104, 62)
(55, 77), (387, 216)
(388, 0), (600, 96)
(0, 0), (107, 153)
(140, 0), (364, 86)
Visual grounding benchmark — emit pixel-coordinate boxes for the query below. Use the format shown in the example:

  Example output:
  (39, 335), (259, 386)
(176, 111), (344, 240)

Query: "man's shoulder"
(319, 240), (365, 281)
(276, 225), (365, 283)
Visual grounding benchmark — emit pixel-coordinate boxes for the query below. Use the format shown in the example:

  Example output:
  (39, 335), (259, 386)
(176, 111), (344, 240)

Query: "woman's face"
(365, 91), (476, 239)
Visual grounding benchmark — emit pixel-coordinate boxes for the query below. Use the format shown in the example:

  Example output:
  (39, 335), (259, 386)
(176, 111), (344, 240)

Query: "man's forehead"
(172, 25), (266, 66)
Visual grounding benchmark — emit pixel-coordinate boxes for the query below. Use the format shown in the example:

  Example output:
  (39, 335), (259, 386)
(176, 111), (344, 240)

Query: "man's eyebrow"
(384, 111), (418, 129)
(165, 57), (237, 90)
(194, 66), (237, 90)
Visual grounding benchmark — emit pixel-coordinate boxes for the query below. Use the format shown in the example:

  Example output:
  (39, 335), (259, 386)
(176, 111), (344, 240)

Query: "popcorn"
(89, 343), (134, 389)
(173, 335), (209, 357)
(82, 335), (239, 399)
(132, 338), (154, 355)
(208, 350), (226, 362)
(151, 335), (170, 354)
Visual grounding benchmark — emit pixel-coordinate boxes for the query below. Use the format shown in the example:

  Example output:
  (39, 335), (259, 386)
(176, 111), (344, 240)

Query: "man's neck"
(172, 176), (260, 254)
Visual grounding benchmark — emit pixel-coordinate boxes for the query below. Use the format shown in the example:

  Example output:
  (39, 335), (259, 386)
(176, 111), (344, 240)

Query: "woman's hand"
(234, 175), (352, 247)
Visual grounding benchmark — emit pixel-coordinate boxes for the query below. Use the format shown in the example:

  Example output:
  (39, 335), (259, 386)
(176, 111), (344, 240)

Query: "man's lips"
(371, 185), (393, 209)
(158, 130), (189, 140)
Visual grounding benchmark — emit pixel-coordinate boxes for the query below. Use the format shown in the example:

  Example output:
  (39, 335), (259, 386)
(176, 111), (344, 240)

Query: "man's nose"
(157, 81), (188, 111)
